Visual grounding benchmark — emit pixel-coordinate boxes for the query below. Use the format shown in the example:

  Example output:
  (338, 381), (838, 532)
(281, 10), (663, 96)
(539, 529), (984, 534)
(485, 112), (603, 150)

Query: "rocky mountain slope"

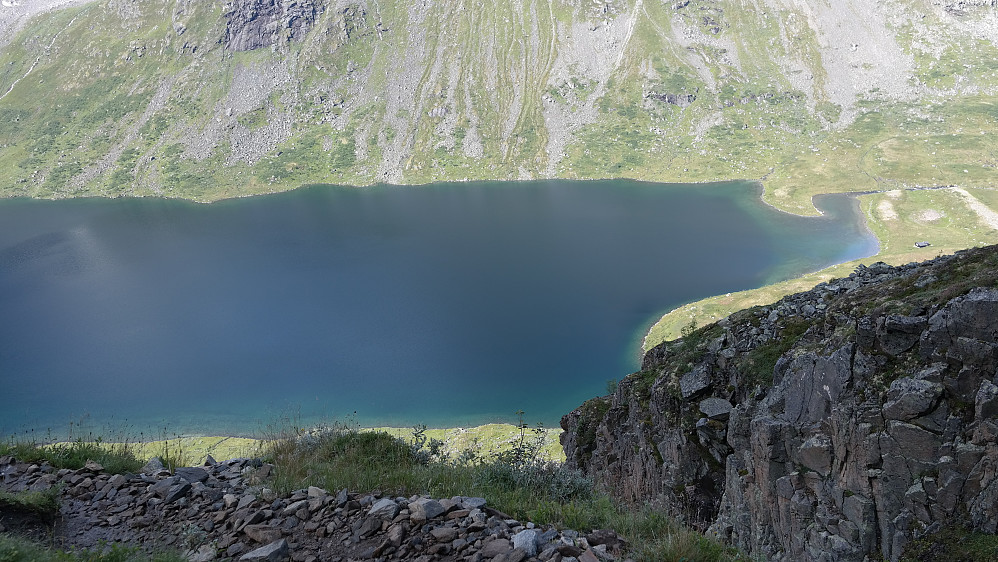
(561, 243), (998, 560)
(1, 454), (625, 561)
(0, 0), (996, 211)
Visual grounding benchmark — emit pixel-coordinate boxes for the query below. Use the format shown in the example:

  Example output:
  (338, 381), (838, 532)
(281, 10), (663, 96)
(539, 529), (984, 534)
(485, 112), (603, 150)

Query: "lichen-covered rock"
(563, 245), (998, 561)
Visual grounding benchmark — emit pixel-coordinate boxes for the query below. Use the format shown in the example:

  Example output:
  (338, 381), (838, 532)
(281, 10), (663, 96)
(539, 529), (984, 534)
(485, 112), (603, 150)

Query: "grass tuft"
(261, 418), (745, 561)
(0, 487), (60, 522)
(0, 439), (142, 475)
(0, 535), (186, 562)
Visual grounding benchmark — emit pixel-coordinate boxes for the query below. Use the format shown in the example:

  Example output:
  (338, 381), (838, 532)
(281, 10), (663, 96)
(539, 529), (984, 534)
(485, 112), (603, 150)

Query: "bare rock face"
(223, 0), (324, 52)
(562, 245), (998, 561)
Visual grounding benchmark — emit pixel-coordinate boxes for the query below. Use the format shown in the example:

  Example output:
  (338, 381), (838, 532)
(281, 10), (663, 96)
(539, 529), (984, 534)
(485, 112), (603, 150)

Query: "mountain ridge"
(0, 0), (996, 214)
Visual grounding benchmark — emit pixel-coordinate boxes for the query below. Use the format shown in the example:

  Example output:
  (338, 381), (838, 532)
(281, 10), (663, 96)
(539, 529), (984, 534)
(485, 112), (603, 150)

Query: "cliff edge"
(562, 244), (998, 561)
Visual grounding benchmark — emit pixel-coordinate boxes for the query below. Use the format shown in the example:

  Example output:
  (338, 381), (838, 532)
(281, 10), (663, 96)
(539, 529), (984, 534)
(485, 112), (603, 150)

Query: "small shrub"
(0, 487), (60, 522)
(0, 535), (187, 561)
(0, 438), (142, 475)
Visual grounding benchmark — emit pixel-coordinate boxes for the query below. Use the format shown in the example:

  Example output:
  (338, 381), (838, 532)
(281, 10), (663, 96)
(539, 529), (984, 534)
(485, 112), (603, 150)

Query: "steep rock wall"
(223, 0), (325, 51)
(562, 245), (998, 561)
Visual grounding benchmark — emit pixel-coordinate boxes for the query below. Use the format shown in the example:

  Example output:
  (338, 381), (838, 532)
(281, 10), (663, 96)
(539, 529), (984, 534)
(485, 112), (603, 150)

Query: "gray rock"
(797, 435), (833, 476)
(355, 516), (381, 539)
(175, 467), (209, 483)
(368, 497), (399, 519)
(699, 397), (733, 420)
(430, 526), (459, 542)
(976, 380), (998, 420)
(223, 0), (324, 52)
(141, 457), (166, 475)
(164, 482), (192, 504)
(281, 499), (307, 516)
(512, 529), (539, 556)
(187, 544), (216, 562)
(880, 315), (927, 355)
(244, 524), (282, 544)
(335, 488), (349, 507)
(679, 364), (711, 399)
(237, 494), (257, 511)
(408, 498), (446, 522)
(495, 548), (529, 562)
(480, 538), (512, 557)
(883, 377), (943, 421)
(239, 539), (290, 562)
(461, 497), (488, 509)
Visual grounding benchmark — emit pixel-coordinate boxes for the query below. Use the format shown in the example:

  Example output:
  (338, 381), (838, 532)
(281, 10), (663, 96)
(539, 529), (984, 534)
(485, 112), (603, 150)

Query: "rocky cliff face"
(223, 0), (324, 51)
(562, 244), (998, 561)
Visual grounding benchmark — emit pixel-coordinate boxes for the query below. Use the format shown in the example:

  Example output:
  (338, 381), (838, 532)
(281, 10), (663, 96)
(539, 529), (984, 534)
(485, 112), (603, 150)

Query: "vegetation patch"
(0, 488), (60, 523)
(900, 526), (998, 562)
(573, 397), (611, 467)
(737, 320), (810, 387)
(260, 422), (743, 562)
(0, 535), (185, 562)
(0, 439), (142, 475)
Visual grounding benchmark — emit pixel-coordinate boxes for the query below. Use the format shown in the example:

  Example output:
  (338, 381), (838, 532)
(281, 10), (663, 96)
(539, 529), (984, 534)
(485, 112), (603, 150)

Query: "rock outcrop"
(0, 455), (624, 561)
(223, 0), (324, 52)
(562, 244), (998, 561)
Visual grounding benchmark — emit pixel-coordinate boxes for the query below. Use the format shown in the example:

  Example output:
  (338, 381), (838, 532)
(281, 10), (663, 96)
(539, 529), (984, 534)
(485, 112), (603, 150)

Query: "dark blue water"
(0, 180), (876, 436)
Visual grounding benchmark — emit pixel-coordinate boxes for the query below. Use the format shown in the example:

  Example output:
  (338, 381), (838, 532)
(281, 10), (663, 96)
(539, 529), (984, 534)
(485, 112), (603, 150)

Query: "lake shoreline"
(0, 179), (906, 437)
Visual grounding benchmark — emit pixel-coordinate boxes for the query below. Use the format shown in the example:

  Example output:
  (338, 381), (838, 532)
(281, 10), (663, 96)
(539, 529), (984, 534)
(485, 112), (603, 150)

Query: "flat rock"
(175, 467), (209, 483)
(480, 538), (512, 557)
(430, 526), (459, 542)
(239, 538), (290, 562)
(164, 482), (192, 504)
(698, 397), (733, 420)
(244, 524), (282, 544)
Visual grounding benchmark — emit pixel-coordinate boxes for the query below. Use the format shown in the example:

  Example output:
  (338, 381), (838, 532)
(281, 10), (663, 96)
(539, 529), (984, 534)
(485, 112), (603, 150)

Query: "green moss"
(901, 526), (998, 562)
(737, 319), (810, 387)
(573, 397), (611, 466)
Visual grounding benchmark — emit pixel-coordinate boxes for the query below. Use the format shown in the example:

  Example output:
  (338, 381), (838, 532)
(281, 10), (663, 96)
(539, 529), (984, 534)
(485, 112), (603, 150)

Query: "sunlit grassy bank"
(646, 186), (998, 349)
(1, 423), (564, 469)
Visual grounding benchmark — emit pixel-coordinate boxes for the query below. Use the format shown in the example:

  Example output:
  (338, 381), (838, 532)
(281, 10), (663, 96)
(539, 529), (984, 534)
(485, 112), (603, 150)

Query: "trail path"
(614, 0), (642, 71)
(952, 187), (998, 231)
(0, 9), (81, 102)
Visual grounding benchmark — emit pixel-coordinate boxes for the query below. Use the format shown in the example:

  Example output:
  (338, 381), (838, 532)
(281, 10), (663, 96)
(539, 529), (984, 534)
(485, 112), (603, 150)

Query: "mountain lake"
(0, 180), (878, 436)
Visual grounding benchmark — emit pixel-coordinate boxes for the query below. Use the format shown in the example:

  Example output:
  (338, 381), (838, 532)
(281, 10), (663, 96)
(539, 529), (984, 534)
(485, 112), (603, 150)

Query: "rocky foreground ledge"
(562, 244), (998, 561)
(0, 455), (626, 562)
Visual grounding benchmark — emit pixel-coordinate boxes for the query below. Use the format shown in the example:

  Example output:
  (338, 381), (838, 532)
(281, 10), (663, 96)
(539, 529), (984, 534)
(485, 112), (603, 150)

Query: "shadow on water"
(0, 180), (877, 436)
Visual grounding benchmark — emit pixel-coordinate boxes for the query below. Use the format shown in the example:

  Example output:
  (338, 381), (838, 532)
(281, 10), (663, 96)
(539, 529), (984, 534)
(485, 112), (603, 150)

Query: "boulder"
(511, 529), (539, 556)
(679, 364), (712, 399)
(699, 398), (733, 420)
(239, 539), (290, 562)
(408, 498), (445, 522)
(367, 498), (399, 519)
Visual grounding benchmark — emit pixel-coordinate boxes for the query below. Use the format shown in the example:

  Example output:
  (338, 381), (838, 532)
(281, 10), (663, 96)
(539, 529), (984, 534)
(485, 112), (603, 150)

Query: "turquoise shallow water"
(0, 180), (876, 437)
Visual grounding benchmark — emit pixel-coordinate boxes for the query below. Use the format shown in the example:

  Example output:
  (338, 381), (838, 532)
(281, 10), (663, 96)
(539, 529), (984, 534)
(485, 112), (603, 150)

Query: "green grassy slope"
(0, 0), (994, 210)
